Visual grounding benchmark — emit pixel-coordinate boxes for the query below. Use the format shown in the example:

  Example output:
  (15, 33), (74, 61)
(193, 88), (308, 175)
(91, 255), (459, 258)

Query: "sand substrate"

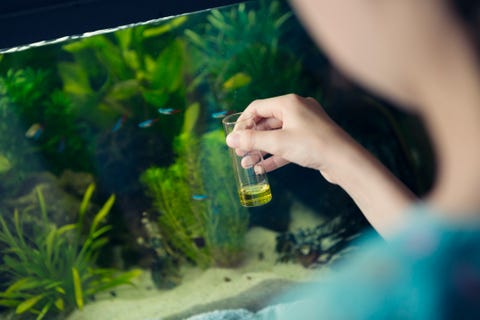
(67, 204), (329, 320)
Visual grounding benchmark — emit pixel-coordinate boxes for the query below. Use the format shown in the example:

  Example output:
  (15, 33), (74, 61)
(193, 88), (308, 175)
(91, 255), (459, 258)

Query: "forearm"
(328, 137), (417, 239)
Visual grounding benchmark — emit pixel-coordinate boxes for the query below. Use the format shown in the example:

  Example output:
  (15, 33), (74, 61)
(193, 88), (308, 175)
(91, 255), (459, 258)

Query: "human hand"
(225, 94), (356, 183)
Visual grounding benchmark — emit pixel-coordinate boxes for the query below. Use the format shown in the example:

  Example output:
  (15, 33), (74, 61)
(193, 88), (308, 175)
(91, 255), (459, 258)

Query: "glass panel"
(0, 1), (433, 319)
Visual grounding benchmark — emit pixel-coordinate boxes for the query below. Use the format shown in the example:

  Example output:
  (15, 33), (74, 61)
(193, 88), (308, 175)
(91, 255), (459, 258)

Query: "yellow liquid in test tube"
(238, 182), (272, 207)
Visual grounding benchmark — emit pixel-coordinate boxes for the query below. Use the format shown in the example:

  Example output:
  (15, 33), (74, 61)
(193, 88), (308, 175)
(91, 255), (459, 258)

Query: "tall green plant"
(141, 104), (249, 268)
(140, 103), (211, 267)
(0, 184), (141, 319)
(200, 130), (249, 266)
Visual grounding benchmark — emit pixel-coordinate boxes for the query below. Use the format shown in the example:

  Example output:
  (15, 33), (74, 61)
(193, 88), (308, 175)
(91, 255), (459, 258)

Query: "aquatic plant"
(58, 16), (189, 141)
(0, 67), (93, 176)
(0, 184), (141, 319)
(141, 104), (249, 269)
(199, 130), (249, 266)
(185, 0), (318, 115)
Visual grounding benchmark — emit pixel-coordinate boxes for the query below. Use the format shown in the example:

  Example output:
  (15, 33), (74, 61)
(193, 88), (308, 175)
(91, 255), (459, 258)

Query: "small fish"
(25, 123), (43, 140)
(192, 194), (208, 201)
(211, 110), (232, 119)
(138, 118), (159, 128)
(158, 108), (180, 115)
(112, 115), (127, 132)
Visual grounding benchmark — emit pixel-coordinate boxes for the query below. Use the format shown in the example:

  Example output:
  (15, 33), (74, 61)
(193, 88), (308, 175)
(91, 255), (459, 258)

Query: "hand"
(225, 94), (356, 184)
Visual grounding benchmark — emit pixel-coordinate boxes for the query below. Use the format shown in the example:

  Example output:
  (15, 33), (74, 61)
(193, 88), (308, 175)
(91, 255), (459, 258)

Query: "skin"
(226, 0), (480, 238)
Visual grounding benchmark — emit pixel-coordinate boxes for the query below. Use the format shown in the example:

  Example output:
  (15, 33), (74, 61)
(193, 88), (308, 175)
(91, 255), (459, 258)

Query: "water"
(0, 1), (432, 319)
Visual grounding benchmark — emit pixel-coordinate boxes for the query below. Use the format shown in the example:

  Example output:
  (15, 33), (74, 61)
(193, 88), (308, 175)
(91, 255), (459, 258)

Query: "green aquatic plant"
(0, 184), (141, 319)
(185, 0), (317, 113)
(141, 104), (249, 268)
(141, 103), (211, 267)
(199, 130), (249, 266)
(0, 67), (94, 175)
(58, 16), (189, 141)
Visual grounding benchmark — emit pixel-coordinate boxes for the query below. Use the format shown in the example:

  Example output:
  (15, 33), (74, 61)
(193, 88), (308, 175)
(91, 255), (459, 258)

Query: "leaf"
(91, 36), (130, 79)
(86, 269), (142, 295)
(143, 16), (188, 38)
(5, 278), (38, 294)
(72, 267), (84, 310)
(37, 301), (53, 320)
(0, 299), (19, 307)
(45, 226), (57, 261)
(106, 79), (139, 101)
(115, 28), (132, 50)
(123, 50), (141, 71)
(79, 183), (95, 223)
(91, 225), (113, 240)
(35, 186), (48, 224)
(90, 194), (115, 234)
(55, 287), (66, 295)
(16, 294), (45, 314)
(58, 62), (92, 95)
(181, 102), (200, 135)
(13, 209), (27, 248)
(54, 298), (64, 311)
(184, 29), (207, 50)
(57, 224), (77, 235)
(151, 38), (185, 92)
(142, 88), (169, 107)
(222, 72), (252, 91)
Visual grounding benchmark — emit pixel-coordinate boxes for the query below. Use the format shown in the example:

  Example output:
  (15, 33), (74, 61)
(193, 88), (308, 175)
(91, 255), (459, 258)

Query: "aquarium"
(0, 1), (434, 319)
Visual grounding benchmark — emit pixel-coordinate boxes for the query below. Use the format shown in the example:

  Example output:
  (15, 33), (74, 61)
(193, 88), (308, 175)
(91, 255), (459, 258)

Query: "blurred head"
(289, 0), (474, 108)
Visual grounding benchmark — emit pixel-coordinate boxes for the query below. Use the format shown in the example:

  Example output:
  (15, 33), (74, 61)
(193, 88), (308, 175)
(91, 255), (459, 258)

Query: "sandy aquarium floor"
(66, 204), (330, 320)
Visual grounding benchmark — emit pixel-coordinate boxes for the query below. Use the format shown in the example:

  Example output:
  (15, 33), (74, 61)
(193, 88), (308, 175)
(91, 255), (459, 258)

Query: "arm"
(226, 94), (416, 239)
(328, 132), (417, 238)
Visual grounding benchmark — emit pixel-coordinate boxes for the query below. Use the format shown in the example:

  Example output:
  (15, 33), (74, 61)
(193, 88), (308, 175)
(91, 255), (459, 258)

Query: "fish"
(192, 194), (208, 201)
(0, 155), (12, 174)
(211, 110), (232, 119)
(25, 123), (43, 140)
(112, 115), (127, 132)
(158, 108), (180, 115)
(138, 118), (159, 128)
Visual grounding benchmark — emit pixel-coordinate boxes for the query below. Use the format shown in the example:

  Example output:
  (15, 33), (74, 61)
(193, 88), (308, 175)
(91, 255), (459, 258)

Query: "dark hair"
(450, 0), (480, 55)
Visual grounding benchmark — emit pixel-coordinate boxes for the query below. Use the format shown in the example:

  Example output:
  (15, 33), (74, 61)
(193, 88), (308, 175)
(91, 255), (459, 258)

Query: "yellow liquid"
(238, 183), (272, 207)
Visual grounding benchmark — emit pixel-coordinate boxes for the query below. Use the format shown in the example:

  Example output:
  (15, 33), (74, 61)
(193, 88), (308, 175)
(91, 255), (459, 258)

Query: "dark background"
(0, 0), (243, 50)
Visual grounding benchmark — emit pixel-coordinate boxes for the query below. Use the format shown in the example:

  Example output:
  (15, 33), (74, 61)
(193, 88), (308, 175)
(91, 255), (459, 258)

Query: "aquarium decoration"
(0, 184), (141, 319)
(275, 215), (365, 268)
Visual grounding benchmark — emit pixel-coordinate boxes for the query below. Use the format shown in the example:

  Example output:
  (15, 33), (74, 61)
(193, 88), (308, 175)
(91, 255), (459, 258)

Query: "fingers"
(242, 96), (287, 123)
(239, 152), (289, 173)
(226, 129), (284, 157)
(262, 155), (290, 172)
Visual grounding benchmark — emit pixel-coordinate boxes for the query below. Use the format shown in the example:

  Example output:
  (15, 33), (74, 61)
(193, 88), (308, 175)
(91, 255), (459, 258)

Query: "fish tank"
(0, 0), (435, 319)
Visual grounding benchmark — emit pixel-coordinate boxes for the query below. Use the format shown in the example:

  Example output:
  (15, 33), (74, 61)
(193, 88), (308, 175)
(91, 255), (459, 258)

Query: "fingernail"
(226, 133), (239, 147)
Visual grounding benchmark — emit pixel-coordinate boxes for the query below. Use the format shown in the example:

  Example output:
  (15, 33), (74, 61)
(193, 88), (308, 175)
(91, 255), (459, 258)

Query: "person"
(189, 1), (480, 319)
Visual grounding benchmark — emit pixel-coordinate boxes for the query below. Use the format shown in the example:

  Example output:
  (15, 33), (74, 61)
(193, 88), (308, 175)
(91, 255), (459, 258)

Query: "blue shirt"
(188, 204), (480, 320)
